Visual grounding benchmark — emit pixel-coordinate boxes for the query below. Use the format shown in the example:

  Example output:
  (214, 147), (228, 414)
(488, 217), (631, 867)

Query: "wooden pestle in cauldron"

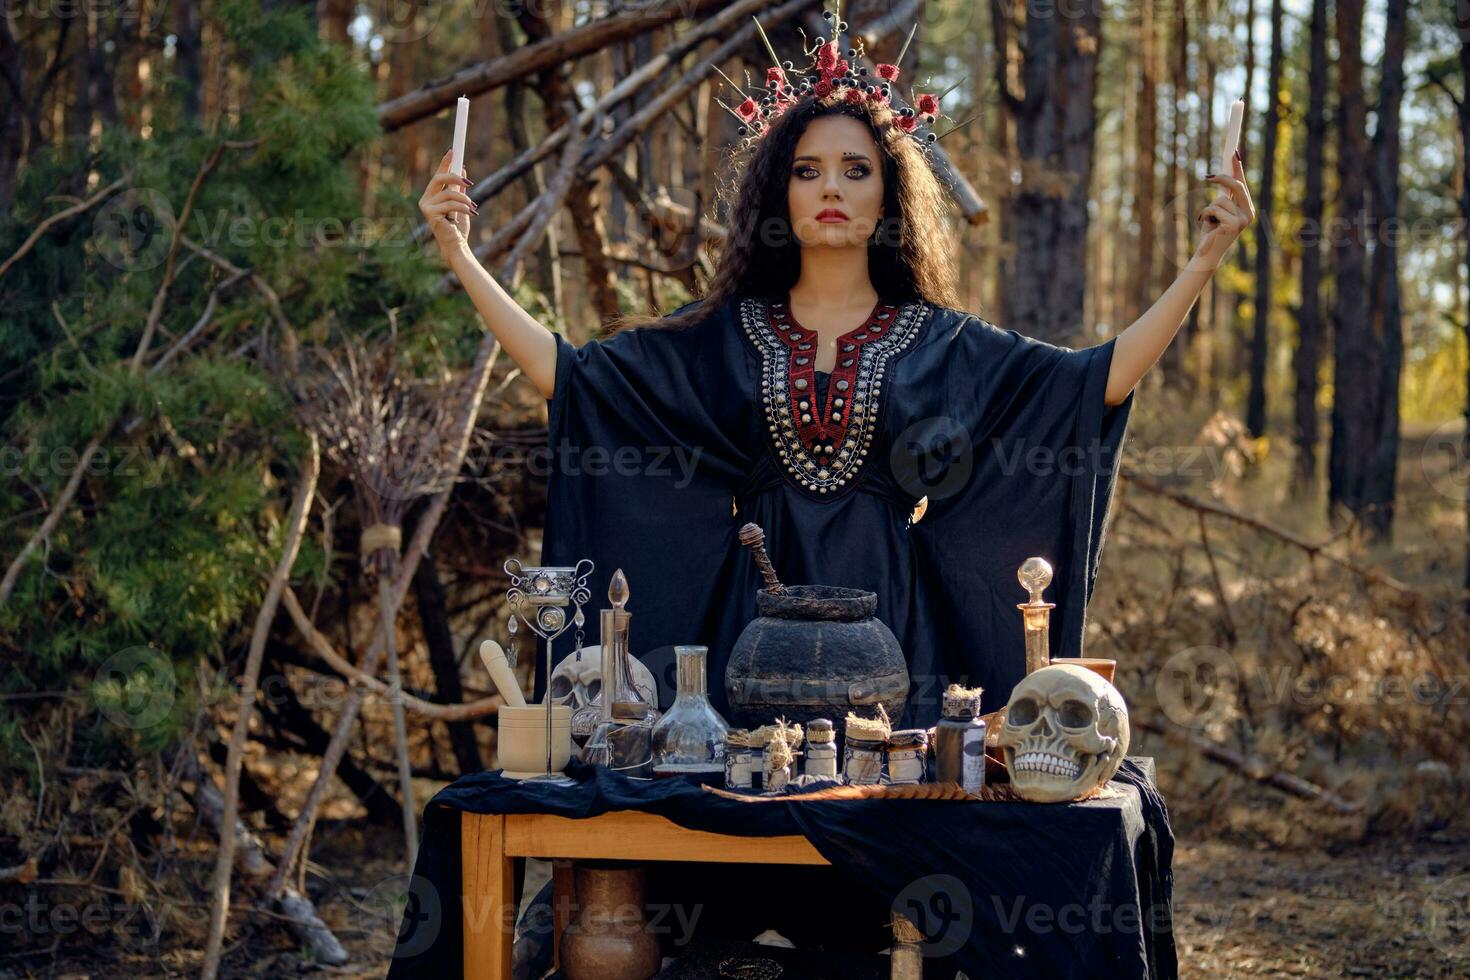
(738, 523), (784, 595)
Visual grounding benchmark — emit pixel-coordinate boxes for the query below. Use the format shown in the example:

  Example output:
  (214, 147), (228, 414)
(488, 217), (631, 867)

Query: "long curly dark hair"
(608, 95), (960, 335)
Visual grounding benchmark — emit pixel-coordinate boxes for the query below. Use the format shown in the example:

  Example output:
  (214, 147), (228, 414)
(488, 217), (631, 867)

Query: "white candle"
(1221, 98), (1244, 170)
(449, 95), (469, 176)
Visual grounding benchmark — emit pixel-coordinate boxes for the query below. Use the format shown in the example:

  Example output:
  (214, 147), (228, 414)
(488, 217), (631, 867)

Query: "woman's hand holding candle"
(419, 147), (478, 262)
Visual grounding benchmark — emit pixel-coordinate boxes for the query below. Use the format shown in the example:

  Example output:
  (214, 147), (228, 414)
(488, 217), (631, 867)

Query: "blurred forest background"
(2, 0), (1470, 975)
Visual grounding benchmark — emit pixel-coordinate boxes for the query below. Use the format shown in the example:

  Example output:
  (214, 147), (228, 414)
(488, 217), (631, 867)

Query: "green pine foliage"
(0, 2), (474, 768)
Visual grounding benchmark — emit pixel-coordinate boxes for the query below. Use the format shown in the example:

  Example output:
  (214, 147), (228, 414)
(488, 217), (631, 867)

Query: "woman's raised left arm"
(1104, 150), (1257, 406)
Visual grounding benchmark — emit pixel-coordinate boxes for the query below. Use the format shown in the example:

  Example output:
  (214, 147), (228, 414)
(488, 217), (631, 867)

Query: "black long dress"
(534, 291), (1134, 724)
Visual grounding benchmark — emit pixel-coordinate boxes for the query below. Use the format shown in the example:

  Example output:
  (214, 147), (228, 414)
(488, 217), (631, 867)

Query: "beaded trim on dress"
(738, 295), (928, 496)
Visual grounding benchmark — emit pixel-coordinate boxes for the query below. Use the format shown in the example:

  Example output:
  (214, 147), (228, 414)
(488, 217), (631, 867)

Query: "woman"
(416, 51), (1248, 971)
(420, 89), (1252, 726)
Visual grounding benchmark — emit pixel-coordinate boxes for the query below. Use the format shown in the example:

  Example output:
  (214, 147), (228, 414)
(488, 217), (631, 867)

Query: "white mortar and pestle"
(480, 640), (572, 779)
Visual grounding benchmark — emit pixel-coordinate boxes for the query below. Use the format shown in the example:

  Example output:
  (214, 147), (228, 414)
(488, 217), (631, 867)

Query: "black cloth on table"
(385, 758), (1176, 979)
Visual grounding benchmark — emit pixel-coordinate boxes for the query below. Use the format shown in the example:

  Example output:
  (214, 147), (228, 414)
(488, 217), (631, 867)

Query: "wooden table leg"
(551, 859), (575, 971)
(462, 812), (514, 978)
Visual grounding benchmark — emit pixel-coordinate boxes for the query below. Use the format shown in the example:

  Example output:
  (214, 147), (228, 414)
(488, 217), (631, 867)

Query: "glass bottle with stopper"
(582, 568), (659, 775)
(1016, 557), (1055, 675)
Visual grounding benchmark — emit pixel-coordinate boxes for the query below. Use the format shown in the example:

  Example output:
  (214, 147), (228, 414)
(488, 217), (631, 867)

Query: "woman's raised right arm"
(419, 149), (559, 399)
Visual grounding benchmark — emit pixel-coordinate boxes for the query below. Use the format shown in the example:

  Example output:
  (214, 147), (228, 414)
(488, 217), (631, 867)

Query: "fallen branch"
(172, 745), (347, 966)
(500, 101), (586, 288)
(377, 0), (731, 131)
(410, 0), (778, 243)
(1135, 717), (1363, 814)
(1122, 471), (1416, 595)
(202, 433), (320, 980)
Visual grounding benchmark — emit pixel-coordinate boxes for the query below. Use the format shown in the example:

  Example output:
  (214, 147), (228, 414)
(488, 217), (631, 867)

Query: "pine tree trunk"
(1461, 7), (1470, 613)
(1246, 0), (1283, 437)
(1294, 0), (1329, 484)
(1133, 0), (1156, 330)
(1160, 0), (1189, 387)
(1327, 0), (1375, 529)
(174, 0), (203, 122)
(1230, 0), (1257, 382)
(1364, 0), (1407, 541)
(1000, 0), (1103, 346)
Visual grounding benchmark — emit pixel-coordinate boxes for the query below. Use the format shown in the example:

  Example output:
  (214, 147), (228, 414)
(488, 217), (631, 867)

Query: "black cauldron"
(724, 585), (909, 730)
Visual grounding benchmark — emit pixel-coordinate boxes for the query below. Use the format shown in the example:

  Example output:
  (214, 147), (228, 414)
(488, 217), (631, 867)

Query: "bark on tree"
(1459, 4), (1470, 611)
(997, 0), (1103, 347)
(1246, 0), (1283, 438)
(1294, 0), (1329, 483)
(1133, 0), (1157, 330)
(1364, 0), (1408, 541)
(1327, 0), (1375, 529)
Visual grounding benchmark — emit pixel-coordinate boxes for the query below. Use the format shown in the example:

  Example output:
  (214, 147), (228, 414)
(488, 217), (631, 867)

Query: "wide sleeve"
(533, 302), (755, 705)
(906, 315), (1134, 714)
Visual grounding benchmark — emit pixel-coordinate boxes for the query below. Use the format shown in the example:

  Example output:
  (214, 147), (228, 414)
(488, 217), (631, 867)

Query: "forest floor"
(8, 818), (1467, 977)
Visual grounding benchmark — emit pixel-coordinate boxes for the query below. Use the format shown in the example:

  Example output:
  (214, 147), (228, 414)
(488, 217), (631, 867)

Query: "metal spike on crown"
(712, 2), (955, 155)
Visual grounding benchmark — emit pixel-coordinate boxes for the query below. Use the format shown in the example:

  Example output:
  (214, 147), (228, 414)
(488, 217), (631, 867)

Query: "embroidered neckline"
(740, 295), (927, 496)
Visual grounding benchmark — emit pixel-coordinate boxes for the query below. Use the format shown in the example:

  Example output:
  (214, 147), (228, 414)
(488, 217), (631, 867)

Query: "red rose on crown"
(813, 79), (833, 99)
(844, 87), (863, 104)
(876, 63), (900, 82)
(736, 98), (758, 122)
(915, 93), (940, 116)
(816, 41), (839, 69)
(766, 66), (786, 88)
(896, 115), (918, 133)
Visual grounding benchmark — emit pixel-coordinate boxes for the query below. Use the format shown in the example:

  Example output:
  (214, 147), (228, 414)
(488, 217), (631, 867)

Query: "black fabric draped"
(386, 759), (1176, 979)
(537, 293), (1135, 722)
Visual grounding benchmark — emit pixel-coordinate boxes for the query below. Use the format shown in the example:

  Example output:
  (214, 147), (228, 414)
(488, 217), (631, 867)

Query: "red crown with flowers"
(714, 5), (950, 155)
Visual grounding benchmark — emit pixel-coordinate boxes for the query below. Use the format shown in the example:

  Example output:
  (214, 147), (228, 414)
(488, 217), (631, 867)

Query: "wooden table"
(461, 810), (829, 978)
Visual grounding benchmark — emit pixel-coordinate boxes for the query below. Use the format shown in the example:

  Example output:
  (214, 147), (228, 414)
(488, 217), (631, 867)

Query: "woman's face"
(786, 114), (885, 249)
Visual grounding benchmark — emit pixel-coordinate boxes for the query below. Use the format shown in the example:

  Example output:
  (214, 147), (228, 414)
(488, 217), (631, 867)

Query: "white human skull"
(996, 664), (1130, 803)
(548, 645), (658, 754)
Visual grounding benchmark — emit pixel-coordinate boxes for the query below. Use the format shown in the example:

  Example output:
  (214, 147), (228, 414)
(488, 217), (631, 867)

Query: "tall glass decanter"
(650, 645), (730, 775)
